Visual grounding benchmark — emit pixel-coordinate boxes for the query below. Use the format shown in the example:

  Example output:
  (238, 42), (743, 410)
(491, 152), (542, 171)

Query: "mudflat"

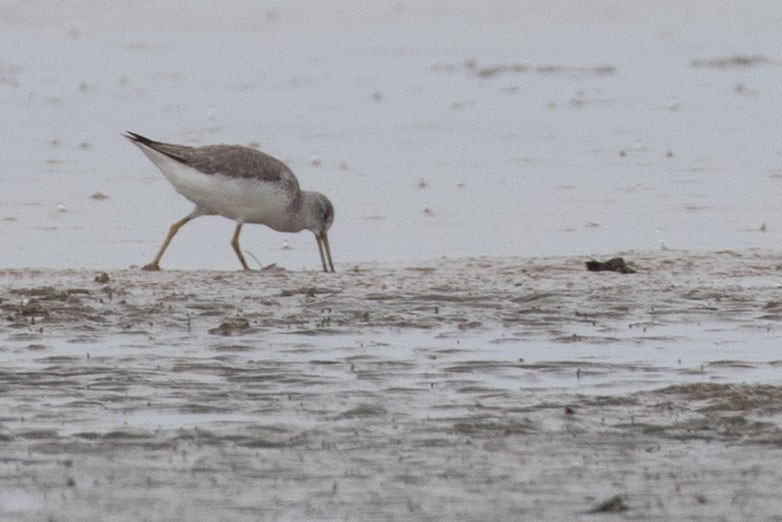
(2, 249), (782, 520)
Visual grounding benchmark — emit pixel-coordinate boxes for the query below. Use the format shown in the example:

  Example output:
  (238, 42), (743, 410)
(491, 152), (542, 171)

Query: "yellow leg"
(142, 215), (195, 271)
(231, 222), (250, 270)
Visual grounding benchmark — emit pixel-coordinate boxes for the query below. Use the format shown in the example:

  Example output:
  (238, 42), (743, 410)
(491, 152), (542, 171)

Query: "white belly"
(141, 147), (298, 229)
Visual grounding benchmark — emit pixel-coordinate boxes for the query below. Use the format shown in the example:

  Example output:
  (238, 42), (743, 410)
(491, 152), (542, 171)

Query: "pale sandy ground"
(2, 250), (782, 520)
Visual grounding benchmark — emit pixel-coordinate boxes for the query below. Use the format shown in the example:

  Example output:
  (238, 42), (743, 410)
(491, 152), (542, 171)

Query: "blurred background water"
(1, 0), (780, 269)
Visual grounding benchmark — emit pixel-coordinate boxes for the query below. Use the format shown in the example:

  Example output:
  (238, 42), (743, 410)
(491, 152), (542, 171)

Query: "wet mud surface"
(2, 250), (782, 520)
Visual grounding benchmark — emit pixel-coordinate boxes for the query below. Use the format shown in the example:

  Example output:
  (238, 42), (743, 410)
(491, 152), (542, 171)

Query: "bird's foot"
(141, 263), (161, 271)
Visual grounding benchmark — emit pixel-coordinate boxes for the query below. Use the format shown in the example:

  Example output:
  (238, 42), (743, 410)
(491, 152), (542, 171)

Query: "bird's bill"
(316, 231), (335, 273)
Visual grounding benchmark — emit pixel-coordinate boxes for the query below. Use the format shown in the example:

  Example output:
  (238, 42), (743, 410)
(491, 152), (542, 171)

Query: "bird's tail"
(122, 131), (156, 146)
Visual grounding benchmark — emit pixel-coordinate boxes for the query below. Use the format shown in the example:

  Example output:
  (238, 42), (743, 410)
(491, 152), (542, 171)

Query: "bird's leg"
(142, 215), (195, 271)
(231, 222), (251, 270)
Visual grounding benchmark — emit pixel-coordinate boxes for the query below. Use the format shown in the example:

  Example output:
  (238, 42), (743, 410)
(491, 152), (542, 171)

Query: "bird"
(124, 132), (335, 272)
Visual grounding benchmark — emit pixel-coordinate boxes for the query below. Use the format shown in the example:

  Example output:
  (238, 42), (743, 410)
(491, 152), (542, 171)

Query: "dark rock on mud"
(585, 257), (636, 273)
(589, 495), (629, 513)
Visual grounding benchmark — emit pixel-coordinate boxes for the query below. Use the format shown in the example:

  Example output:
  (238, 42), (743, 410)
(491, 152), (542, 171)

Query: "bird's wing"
(124, 131), (295, 183)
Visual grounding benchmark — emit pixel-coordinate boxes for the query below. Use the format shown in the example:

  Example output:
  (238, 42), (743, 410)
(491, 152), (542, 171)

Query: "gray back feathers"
(124, 132), (294, 183)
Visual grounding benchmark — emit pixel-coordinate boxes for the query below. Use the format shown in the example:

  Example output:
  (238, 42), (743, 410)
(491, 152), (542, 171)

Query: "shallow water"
(2, 1), (782, 270)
